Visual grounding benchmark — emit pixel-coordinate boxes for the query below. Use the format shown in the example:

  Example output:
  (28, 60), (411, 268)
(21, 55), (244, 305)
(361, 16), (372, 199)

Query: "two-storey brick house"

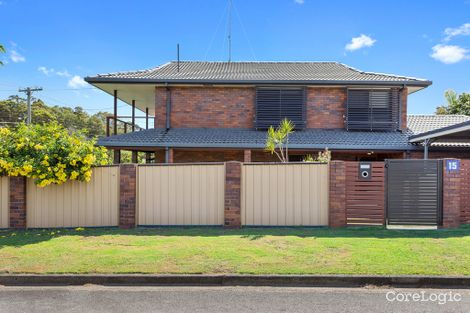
(85, 61), (469, 163)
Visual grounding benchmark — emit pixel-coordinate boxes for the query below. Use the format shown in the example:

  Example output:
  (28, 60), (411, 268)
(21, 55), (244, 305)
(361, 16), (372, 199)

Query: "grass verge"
(0, 226), (469, 275)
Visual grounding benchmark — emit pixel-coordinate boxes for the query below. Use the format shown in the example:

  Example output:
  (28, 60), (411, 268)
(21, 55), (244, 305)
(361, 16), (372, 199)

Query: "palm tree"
(0, 44), (5, 66)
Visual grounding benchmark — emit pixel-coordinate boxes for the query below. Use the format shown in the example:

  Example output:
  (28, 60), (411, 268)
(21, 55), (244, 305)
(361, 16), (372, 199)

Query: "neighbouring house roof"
(86, 61), (431, 87)
(408, 115), (470, 147)
(97, 128), (415, 151)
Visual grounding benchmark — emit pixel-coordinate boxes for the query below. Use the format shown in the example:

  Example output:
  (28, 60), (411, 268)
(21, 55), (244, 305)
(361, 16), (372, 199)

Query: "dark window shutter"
(256, 88), (305, 130)
(347, 89), (400, 131)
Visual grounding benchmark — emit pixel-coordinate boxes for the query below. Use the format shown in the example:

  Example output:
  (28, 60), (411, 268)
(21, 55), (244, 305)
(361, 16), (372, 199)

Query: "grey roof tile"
(407, 114), (470, 135)
(86, 61), (430, 85)
(97, 128), (414, 151)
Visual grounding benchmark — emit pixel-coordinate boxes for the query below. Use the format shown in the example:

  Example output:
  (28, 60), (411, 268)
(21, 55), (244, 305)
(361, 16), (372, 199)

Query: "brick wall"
(329, 161), (346, 227)
(401, 87), (408, 130)
(155, 86), (255, 128)
(173, 150), (244, 163)
(442, 159), (461, 228)
(119, 164), (137, 228)
(224, 162), (241, 228)
(154, 86), (409, 131)
(9, 176), (27, 229)
(307, 87), (346, 129)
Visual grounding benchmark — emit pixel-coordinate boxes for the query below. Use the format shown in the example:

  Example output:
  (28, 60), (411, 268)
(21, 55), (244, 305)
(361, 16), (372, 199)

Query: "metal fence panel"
(27, 166), (119, 228)
(386, 160), (442, 226)
(0, 177), (8, 228)
(242, 163), (329, 226)
(137, 164), (225, 226)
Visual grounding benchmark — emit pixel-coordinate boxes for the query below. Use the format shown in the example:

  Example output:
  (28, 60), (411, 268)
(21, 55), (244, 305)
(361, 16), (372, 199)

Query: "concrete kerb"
(0, 274), (468, 288)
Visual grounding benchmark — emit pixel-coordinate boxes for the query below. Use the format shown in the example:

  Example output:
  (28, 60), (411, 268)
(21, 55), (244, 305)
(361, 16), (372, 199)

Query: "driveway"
(0, 285), (468, 313)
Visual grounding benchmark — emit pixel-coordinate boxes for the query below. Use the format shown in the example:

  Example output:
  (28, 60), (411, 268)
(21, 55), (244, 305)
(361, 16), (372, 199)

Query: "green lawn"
(0, 226), (469, 275)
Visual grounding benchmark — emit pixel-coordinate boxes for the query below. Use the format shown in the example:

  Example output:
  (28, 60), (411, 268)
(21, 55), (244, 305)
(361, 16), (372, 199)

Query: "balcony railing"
(106, 115), (156, 137)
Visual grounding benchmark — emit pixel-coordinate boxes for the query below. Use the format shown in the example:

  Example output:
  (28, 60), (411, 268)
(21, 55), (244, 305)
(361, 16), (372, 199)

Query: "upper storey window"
(346, 89), (400, 131)
(255, 88), (306, 130)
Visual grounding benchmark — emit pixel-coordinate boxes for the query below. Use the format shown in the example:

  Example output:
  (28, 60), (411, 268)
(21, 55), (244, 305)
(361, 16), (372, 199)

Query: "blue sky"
(1, 0), (469, 121)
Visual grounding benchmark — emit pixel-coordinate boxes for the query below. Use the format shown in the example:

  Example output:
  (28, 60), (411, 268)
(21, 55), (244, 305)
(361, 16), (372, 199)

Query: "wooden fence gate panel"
(0, 177), (8, 228)
(460, 160), (470, 224)
(242, 163), (329, 226)
(27, 166), (120, 228)
(137, 164), (225, 226)
(345, 162), (385, 226)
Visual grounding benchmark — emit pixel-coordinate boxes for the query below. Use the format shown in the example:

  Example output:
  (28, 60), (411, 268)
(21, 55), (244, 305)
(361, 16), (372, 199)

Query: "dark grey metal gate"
(386, 160), (443, 226)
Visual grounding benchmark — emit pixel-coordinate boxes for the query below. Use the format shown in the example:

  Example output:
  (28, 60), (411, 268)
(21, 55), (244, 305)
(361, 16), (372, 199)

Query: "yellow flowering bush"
(0, 123), (110, 187)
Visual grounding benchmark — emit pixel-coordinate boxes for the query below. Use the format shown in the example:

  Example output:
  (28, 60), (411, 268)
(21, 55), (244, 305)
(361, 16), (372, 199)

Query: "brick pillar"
(442, 159), (461, 228)
(166, 148), (174, 163)
(9, 176), (27, 229)
(119, 164), (137, 228)
(224, 161), (241, 228)
(243, 149), (251, 162)
(329, 161), (346, 227)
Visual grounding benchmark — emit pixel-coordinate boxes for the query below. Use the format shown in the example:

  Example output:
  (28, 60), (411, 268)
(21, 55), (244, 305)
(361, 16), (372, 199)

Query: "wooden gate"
(242, 163), (329, 226)
(345, 162), (385, 225)
(460, 160), (470, 224)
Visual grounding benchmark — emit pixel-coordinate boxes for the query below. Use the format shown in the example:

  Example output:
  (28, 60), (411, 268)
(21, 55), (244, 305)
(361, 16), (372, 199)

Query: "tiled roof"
(407, 115), (470, 135)
(86, 61), (431, 86)
(97, 128), (414, 151)
(408, 115), (470, 147)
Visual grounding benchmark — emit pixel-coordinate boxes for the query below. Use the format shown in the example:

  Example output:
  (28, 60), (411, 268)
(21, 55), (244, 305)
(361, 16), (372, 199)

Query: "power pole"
(18, 86), (42, 124)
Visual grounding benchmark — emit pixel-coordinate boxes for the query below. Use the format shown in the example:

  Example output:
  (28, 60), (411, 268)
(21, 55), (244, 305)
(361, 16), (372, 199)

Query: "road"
(0, 285), (468, 313)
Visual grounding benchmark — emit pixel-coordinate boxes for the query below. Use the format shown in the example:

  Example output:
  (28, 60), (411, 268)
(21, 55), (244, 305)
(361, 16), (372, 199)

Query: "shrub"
(303, 148), (331, 163)
(0, 123), (110, 187)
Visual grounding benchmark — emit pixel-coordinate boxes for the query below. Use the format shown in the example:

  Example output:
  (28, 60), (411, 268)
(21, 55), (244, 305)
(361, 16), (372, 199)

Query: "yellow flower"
(83, 154), (96, 165)
(70, 159), (77, 166)
(70, 171), (79, 180)
(34, 144), (44, 150)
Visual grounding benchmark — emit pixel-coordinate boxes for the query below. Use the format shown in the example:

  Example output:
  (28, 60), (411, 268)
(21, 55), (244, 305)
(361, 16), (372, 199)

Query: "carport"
(409, 119), (470, 159)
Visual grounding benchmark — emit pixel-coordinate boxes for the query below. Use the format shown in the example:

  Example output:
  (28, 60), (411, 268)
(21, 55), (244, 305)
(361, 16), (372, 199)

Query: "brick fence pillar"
(329, 161), (346, 227)
(9, 176), (27, 229)
(119, 164), (137, 228)
(442, 159), (461, 228)
(243, 150), (251, 162)
(224, 161), (241, 228)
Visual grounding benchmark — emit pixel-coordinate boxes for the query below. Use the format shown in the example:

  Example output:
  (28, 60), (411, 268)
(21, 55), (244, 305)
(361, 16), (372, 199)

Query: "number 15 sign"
(446, 159), (460, 172)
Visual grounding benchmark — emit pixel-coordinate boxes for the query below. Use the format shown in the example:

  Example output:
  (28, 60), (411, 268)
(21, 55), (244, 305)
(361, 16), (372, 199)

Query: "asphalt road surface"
(0, 285), (468, 313)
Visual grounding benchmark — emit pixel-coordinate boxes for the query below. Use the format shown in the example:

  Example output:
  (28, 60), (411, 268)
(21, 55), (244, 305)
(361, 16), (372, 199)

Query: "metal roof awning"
(409, 119), (470, 158)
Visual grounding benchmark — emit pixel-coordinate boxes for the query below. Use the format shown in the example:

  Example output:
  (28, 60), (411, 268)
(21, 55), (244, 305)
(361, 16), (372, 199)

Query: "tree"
(265, 118), (294, 162)
(0, 96), (108, 137)
(0, 123), (110, 187)
(0, 44), (5, 66)
(436, 89), (470, 115)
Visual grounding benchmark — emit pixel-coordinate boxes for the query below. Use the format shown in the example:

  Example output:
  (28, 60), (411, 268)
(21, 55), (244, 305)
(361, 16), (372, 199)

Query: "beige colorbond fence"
(0, 177), (8, 228)
(138, 164), (225, 226)
(242, 163), (329, 226)
(27, 166), (119, 228)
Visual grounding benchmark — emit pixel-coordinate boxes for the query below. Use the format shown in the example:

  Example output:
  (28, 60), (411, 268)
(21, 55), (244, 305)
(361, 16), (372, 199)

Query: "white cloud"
(67, 75), (87, 89)
(444, 23), (470, 41)
(37, 66), (54, 75)
(10, 50), (25, 63)
(56, 70), (71, 77)
(294, 0), (304, 4)
(38, 66), (72, 78)
(430, 44), (469, 64)
(345, 34), (376, 51)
